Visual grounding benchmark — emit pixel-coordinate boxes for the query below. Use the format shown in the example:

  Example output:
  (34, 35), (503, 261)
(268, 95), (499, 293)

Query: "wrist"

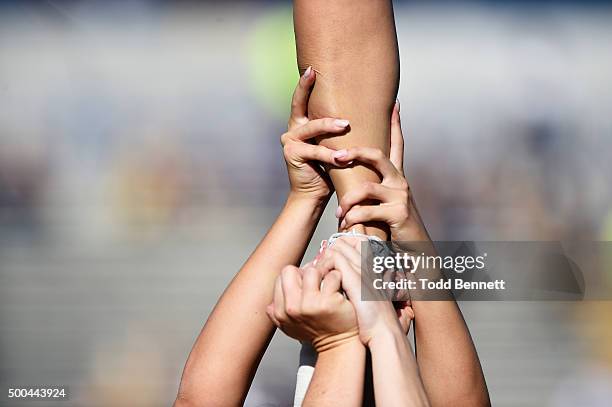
(313, 330), (361, 354)
(368, 322), (405, 350)
(287, 190), (330, 209)
(392, 204), (431, 242)
(393, 221), (430, 242)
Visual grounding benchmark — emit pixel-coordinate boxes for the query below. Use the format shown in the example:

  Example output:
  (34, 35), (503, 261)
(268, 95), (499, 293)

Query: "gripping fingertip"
(392, 102), (401, 123)
(333, 119), (350, 128)
(266, 303), (274, 317)
(332, 149), (348, 159)
(303, 66), (312, 79)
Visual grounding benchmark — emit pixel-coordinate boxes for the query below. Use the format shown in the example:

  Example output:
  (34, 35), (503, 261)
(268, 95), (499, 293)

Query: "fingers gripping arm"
(293, 0), (400, 239)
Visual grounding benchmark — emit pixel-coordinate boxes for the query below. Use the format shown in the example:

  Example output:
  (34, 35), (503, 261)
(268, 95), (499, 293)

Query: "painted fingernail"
(334, 119), (350, 128)
(303, 66), (312, 78)
(335, 206), (342, 218)
(332, 149), (348, 159)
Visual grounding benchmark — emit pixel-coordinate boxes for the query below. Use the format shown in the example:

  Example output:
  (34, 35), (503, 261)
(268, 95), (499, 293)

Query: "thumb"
(389, 100), (404, 174)
(333, 255), (362, 303)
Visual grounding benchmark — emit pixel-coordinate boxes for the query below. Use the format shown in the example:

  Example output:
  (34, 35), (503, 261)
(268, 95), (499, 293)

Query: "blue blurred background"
(1, 1), (611, 406)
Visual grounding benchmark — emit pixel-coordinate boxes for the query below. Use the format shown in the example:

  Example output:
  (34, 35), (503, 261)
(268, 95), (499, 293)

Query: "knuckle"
(283, 142), (295, 157)
(282, 265), (296, 275)
(300, 302), (316, 317)
(313, 146), (326, 160)
(320, 302), (335, 315)
(398, 204), (410, 219)
(321, 251), (334, 264)
(280, 132), (291, 146)
(304, 266), (320, 280)
(362, 181), (374, 194)
(344, 212), (354, 224)
(373, 148), (385, 160)
(287, 118), (302, 132)
(281, 265), (295, 276)
(340, 192), (355, 208)
(344, 210), (358, 224)
(274, 310), (286, 323)
(285, 305), (299, 318)
(328, 245), (340, 255)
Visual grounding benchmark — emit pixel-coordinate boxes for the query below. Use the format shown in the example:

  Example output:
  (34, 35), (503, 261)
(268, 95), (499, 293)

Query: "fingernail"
(340, 219), (347, 229)
(396, 99), (400, 112)
(332, 149), (348, 159)
(303, 66), (312, 78)
(335, 206), (342, 218)
(334, 119), (350, 128)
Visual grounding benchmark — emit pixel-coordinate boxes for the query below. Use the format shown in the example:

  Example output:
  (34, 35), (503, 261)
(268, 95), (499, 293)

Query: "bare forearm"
(369, 327), (429, 407)
(403, 243), (488, 406)
(303, 338), (366, 407)
(412, 300), (489, 406)
(293, 0), (399, 239)
(177, 194), (326, 406)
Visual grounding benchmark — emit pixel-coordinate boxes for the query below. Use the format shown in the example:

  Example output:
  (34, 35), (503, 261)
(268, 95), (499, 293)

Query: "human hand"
(266, 264), (359, 352)
(315, 236), (414, 346)
(333, 102), (429, 242)
(282, 67), (352, 204)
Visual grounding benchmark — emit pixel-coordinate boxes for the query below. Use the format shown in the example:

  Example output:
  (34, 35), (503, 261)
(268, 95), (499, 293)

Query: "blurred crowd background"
(1, 0), (611, 406)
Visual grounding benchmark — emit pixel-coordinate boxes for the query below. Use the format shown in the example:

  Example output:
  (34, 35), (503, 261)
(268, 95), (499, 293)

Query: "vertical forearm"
(293, 0), (399, 239)
(404, 243), (489, 406)
(177, 195), (326, 406)
(412, 300), (489, 406)
(303, 339), (366, 407)
(369, 328), (429, 407)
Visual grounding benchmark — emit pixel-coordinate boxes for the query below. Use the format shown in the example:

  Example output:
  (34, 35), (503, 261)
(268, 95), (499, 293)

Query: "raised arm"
(334, 112), (490, 406)
(267, 265), (366, 407)
(293, 0), (400, 240)
(315, 236), (430, 407)
(174, 72), (351, 407)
